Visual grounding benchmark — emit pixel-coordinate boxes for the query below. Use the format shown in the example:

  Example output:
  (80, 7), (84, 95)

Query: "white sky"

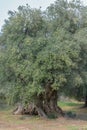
(0, 0), (87, 31)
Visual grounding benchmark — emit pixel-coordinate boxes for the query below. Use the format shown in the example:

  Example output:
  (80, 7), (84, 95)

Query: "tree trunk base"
(13, 103), (24, 115)
(13, 89), (64, 118)
(13, 103), (64, 118)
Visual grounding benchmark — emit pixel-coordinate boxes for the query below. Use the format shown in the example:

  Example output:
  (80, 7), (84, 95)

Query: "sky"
(0, 0), (55, 31)
(0, 0), (87, 31)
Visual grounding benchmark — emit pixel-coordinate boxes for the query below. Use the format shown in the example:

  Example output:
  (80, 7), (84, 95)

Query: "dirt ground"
(0, 116), (87, 130)
(0, 103), (87, 130)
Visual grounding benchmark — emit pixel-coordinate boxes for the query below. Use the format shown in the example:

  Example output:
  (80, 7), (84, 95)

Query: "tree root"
(13, 103), (64, 118)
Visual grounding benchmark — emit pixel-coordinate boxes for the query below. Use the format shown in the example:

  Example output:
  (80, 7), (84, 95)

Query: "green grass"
(68, 126), (87, 130)
(58, 101), (82, 107)
(67, 126), (79, 130)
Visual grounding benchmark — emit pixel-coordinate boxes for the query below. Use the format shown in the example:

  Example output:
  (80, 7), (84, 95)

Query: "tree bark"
(81, 92), (87, 108)
(13, 84), (64, 118)
(83, 94), (87, 108)
(13, 103), (24, 115)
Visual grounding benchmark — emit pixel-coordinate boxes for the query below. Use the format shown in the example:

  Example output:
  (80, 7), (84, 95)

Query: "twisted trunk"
(13, 84), (64, 118)
(43, 88), (64, 117)
(35, 83), (64, 117)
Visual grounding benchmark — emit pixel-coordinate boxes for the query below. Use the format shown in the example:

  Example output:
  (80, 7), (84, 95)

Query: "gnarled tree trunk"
(43, 87), (64, 117)
(13, 83), (64, 118)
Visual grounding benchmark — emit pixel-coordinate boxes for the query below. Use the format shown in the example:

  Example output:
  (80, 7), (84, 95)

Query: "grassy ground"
(0, 101), (87, 130)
